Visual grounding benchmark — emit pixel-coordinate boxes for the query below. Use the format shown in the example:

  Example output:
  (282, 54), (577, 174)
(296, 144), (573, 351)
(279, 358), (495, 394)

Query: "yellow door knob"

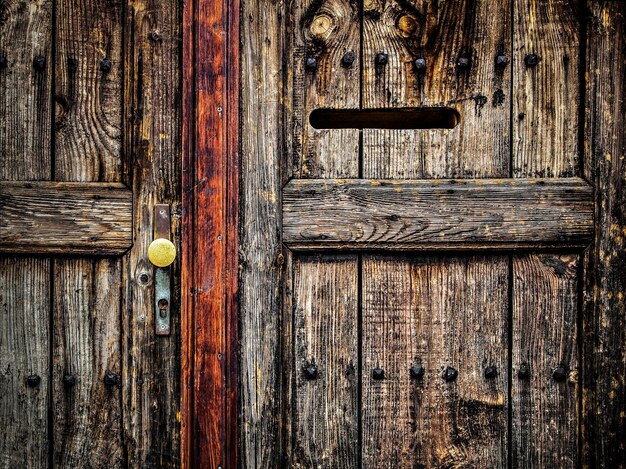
(148, 238), (176, 267)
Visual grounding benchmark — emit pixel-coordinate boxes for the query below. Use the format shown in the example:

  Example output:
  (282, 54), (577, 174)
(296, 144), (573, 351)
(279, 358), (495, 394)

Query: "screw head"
(372, 366), (385, 380)
(484, 365), (497, 379)
(456, 56), (470, 70)
(67, 57), (78, 73)
(375, 53), (388, 66)
(341, 51), (356, 67)
(442, 366), (458, 382)
(63, 374), (77, 388)
(518, 363), (531, 379)
(0, 55), (8, 69)
(524, 54), (540, 67)
(304, 57), (317, 71)
(26, 374), (41, 387)
(104, 371), (120, 387)
(496, 54), (509, 67)
(33, 56), (46, 71)
(100, 57), (112, 73)
(409, 365), (425, 380)
(303, 363), (318, 380)
(552, 366), (568, 382)
(414, 57), (426, 72)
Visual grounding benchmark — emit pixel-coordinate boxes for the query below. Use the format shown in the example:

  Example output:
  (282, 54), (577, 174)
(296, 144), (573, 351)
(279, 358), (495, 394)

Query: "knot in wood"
(309, 14), (333, 38)
(396, 14), (418, 37)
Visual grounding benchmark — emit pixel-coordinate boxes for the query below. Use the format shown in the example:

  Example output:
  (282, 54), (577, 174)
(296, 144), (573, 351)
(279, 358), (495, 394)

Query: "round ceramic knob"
(148, 238), (176, 267)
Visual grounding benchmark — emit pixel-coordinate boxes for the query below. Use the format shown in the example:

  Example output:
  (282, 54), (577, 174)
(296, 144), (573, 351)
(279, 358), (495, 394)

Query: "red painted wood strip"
(182, 0), (239, 464)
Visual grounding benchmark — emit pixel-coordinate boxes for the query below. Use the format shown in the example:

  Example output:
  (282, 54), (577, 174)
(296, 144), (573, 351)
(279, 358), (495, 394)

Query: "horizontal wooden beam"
(0, 181), (133, 255)
(283, 178), (594, 250)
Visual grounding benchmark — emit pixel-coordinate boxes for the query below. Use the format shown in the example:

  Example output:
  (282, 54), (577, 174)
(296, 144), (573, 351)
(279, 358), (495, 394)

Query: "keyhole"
(158, 298), (169, 317)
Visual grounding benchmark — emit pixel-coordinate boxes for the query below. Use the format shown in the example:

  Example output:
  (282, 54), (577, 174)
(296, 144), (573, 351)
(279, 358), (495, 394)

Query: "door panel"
(0, 0), (181, 466)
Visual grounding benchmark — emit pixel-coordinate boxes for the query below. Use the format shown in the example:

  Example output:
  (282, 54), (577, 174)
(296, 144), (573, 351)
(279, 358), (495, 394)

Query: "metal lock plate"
(153, 204), (172, 336)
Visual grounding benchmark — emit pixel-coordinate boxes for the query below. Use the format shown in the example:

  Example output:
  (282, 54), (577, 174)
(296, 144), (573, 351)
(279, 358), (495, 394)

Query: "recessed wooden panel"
(362, 255), (509, 467)
(512, 254), (579, 468)
(0, 181), (132, 255)
(293, 255), (358, 468)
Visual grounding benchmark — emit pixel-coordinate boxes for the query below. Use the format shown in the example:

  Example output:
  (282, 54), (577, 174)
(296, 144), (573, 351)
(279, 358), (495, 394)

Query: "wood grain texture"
(0, 258), (50, 469)
(52, 258), (124, 467)
(293, 0), (360, 178)
(55, 0), (122, 181)
(0, 181), (132, 254)
(361, 0), (511, 179)
(0, 3), (51, 467)
(362, 255), (509, 467)
(513, 0), (579, 178)
(583, 2), (626, 466)
(124, 0), (182, 465)
(292, 255), (358, 468)
(283, 178), (593, 249)
(239, 0), (286, 464)
(512, 254), (579, 468)
(0, 0), (52, 180)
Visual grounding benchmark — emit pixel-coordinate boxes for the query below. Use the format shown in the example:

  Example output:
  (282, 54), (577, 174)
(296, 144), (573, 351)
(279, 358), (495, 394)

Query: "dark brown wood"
(293, 255), (359, 467)
(583, 2), (626, 467)
(182, 0), (239, 464)
(124, 0), (183, 465)
(362, 255), (509, 467)
(0, 181), (132, 255)
(512, 254), (579, 468)
(283, 178), (593, 250)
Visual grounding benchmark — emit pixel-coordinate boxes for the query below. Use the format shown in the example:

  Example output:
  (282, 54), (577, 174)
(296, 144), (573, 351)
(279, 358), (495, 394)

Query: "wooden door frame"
(181, 0), (239, 465)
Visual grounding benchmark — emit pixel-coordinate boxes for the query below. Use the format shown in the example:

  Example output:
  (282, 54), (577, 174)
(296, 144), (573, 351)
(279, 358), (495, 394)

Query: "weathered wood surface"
(0, 2), (52, 467)
(512, 254), (579, 468)
(283, 178), (593, 250)
(124, 0), (182, 466)
(583, 2), (626, 467)
(293, 255), (358, 467)
(0, 181), (132, 255)
(362, 255), (509, 467)
(239, 0), (287, 464)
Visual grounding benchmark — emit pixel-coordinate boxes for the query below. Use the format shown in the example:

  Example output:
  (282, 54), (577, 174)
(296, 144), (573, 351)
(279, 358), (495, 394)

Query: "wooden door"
(239, 0), (626, 468)
(0, 1), (181, 466)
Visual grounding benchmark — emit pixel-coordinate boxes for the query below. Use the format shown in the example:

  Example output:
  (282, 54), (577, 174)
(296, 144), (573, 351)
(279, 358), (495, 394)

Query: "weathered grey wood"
(283, 178), (593, 250)
(512, 254), (579, 468)
(362, 255), (509, 467)
(362, 0), (511, 179)
(0, 181), (132, 255)
(513, 0), (579, 178)
(293, 255), (358, 468)
(239, 0), (287, 464)
(0, 258), (50, 469)
(583, 2), (626, 467)
(122, 0), (182, 465)
(52, 258), (124, 467)
(0, 3), (52, 467)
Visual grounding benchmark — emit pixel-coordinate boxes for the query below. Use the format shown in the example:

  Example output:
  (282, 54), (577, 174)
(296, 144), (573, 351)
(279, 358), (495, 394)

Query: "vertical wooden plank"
(0, 0), (52, 178)
(0, 258), (50, 468)
(362, 0), (511, 179)
(362, 255), (509, 467)
(53, 1), (125, 465)
(54, 0), (123, 181)
(513, 0), (580, 178)
(293, 0), (360, 178)
(512, 254), (579, 468)
(239, 0), (286, 464)
(124, 0), (182, 465)
(0, 2), (51, 467)
(583, 2), (626, 466)
(52, 258), (124, 466)
(293, 255), (358, 467)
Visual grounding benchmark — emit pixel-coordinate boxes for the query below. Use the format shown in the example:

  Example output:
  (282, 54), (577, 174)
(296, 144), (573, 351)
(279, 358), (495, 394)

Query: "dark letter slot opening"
(309, 108), (460, 130)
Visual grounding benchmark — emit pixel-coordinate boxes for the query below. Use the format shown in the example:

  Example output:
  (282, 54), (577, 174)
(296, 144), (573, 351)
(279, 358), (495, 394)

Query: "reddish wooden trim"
(182, 0), (239, 463)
